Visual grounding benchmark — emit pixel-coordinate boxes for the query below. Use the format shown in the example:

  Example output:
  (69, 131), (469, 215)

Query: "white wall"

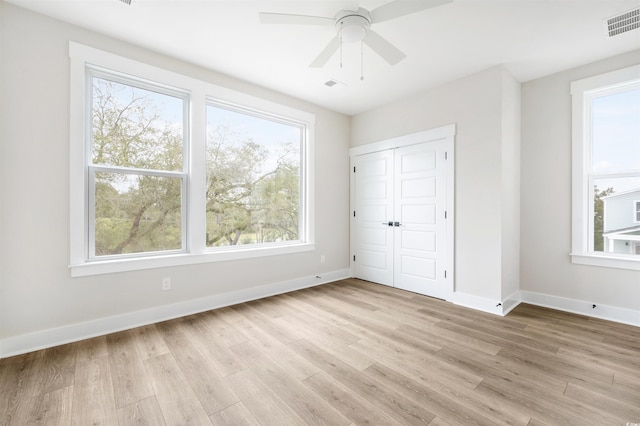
(351, 66), (521, 310)
(0, 3), (351, 356)
(500, 68), (522, 303)
(520, 49), (640, 314)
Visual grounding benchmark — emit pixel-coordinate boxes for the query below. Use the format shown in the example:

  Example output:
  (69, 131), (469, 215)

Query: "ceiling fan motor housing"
(335, 10), (371, 43)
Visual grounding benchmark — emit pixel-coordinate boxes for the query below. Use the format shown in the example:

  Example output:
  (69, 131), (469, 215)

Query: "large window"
(571, 64), (640, 270)
(69, 43), (315, 276)
(205, 104), (303, 248)
(89, 73), (188, 258)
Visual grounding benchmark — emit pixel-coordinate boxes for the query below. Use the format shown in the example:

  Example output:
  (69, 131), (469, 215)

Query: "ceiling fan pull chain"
(340, 22), (344, 69)
(360, 40), (364, 80)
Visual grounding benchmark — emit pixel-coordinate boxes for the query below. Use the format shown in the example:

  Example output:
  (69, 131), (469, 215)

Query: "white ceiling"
(6, 0), (640, 115)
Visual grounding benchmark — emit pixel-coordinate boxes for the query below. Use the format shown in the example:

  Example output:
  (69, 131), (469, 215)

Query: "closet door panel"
(353, 150), (394, 287)
(394, 142), (447, 299)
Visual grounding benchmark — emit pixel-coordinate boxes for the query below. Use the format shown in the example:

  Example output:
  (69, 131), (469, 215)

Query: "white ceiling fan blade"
(369, 0), (452, 24)
(363, 30), (406, 65)
(259, 12), (334, 26)
(309, 36), (341, 68)
(343, 1), (360, 12)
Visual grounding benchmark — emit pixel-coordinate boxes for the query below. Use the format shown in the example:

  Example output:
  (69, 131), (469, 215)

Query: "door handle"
(394, 222), (401, 227)
(382, 221), (393, 226)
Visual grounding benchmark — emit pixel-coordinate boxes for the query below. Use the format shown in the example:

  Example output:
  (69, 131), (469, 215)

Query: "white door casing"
(350, 125), (455, 300)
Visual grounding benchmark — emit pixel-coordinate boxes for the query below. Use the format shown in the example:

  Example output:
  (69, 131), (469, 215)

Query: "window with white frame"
(571, 64), (640, 270)
(88, 71), (188, 259)
(635, 200), (640, 223)
(205, 103), (304, 248)
(69, 43), (315, 276)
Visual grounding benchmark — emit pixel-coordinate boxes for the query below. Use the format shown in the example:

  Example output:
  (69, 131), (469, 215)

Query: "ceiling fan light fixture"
(336, 15), (370, 43)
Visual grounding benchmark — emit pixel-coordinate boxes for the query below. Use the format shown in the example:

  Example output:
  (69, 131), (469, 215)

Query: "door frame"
(349, 124), (456, 301)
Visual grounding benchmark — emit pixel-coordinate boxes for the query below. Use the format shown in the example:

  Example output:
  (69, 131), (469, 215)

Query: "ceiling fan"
(259, 0), (452, 68)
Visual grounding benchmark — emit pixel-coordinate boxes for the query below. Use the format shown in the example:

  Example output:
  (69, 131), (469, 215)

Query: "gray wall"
(520, 49), (640, 311)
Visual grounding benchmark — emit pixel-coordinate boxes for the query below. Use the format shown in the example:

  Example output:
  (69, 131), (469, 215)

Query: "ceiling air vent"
(605, 8), (640, 37)
(119, 0), (132, 5)
(324, 78), (347, 88)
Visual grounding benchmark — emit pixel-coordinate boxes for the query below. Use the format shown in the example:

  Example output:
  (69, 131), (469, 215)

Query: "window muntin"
(205, 103), (304, 249)
(571, 64), (640, 269)
(88, 72), (188, 259)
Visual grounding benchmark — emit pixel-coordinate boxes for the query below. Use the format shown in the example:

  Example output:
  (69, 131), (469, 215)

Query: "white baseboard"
(0, 269), (351, 358)
(451, 290), (522, 316)
(520, 290), (640, 327)
(451, 291), (506, 316)
(453, 289), (638, 326)
(501, 290), (522, 315)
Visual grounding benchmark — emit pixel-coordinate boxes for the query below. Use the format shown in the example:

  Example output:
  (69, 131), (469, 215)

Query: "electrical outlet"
(162, 277), (171, 291)
(320, 254), (326, 264)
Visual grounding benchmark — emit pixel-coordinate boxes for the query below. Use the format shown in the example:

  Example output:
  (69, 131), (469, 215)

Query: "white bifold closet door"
(353, 141), (447, 299)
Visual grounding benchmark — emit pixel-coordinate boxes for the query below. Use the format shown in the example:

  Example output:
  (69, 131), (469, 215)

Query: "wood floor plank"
(75, 336), (108, 363)
(434, 345), (568, 395)
(116, 396), (167, 426)
(224, 369), (307, 426)
(363, 362), (521, 426)
(200, 310), (250, 347)
(230, 341), (351, 426)
(350, 338), (484, 391)
(496, 344), (615, 387)
(435, 319), (559, 355)
(131, 324), (170, 360)
(303, 330), (376, 372)
(156, 320), (239, 415)
(143, 353), (211, 425)
(31, 344), (77, 397)
(563, 382), (640, 423)
(302, 371), (406, 426)
(0, 351), (41, 426)
(278, 292), (352, 328)
(289, 338), (437, 425)
(177, 314), (247, 377)
(398, 323), (502, 356)
(106, 331), (155, 408)
(231, 303), (301, 344)
(72, 356), (117, 426)
(23, 385), (73, 426)
(274, 311), (360, 347)
(476, 377), (617, 425)
(209, 402), (260, 426)
(232, 317), (321, 381)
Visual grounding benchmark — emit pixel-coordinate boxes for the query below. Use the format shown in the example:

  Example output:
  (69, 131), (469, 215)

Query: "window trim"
(204, 98), (308, 249)
(570, 64), (640, 271)
(69, 42), (315, 277)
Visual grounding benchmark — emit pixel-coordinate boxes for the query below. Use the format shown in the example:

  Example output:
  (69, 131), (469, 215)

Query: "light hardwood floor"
(1, 278), (639, 425)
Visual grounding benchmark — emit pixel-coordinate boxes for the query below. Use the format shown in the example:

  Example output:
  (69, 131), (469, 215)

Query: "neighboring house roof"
(603, 225), (640, 236)
(601, 188), (640, 201)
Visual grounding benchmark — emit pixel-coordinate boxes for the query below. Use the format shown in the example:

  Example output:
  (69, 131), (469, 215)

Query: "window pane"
(591, 88), (640, 173)
(593, 177), (640, 255)
(205, 105), (302, 248)
(94, 172), (183, 256)
(91, 76), (184, 171)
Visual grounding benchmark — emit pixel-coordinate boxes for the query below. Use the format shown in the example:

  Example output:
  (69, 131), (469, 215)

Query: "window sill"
(70, 243), (316, 277)
(570, 252), (640, 271)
